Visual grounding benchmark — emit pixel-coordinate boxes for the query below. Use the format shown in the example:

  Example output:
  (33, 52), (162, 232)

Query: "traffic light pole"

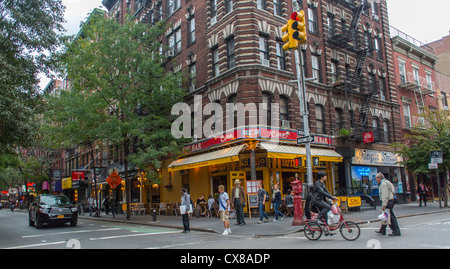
(294, 47), (313, 187)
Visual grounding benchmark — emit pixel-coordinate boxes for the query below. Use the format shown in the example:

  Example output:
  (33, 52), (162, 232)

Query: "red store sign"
(72, 171), (85, 181)
(183, 127), (333, 153)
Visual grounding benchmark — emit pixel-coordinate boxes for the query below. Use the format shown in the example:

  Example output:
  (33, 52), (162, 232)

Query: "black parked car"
(29, 194), (78, 229)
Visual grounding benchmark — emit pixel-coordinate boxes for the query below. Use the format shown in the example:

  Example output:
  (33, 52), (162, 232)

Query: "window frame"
(227, 37), (236, 69)
(315, 104), (325, 134)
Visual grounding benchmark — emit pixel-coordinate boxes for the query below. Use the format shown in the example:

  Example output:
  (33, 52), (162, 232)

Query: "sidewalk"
(79, 202), (450, 236)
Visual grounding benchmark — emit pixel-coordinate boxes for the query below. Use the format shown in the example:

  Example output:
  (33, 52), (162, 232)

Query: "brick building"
(101, 0), (407, 210)
(424, 32), (450, 111)
(390, 26), (440, 199)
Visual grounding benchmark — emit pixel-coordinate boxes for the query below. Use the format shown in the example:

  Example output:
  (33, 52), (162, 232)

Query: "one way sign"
(297, 136), (314, 144)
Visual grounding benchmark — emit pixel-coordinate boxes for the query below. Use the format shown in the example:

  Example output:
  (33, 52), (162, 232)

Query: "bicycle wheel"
(304, 221), (323, 241)
(340, 221), (360, 241)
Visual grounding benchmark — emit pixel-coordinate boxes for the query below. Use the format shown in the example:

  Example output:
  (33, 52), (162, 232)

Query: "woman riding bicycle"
(310, 171), (337, 224)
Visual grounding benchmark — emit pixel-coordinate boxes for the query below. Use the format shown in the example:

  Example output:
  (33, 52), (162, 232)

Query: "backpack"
(264, 190), (270, 202)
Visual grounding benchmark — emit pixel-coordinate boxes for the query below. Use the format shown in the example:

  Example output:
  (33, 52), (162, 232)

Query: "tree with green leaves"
(45, 12), (185, 219)
(391, 107), (450, 207)
(0, 0), (65, 153)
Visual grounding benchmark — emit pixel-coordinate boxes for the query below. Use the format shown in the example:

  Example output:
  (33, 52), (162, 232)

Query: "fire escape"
(134, 0), (157, 24)
(327, 0), (374, 140)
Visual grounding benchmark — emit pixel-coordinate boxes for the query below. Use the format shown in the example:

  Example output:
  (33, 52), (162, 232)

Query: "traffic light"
(294, 157), (303, 168)
(291, 10), (307, 46)
(281, 11), (307, 51)
(281, 19), (297, 51)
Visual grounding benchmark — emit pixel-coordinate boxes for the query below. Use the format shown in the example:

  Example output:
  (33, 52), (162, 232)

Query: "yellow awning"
(168, 144), (246, 171)
(260, 143), (343, 162)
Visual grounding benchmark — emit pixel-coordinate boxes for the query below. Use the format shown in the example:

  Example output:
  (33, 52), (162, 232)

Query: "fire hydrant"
(291, 175), (305, 226)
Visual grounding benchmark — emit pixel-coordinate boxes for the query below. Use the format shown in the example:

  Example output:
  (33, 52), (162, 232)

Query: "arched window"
(280, 95), (289, 128)
(262, 92), (272, 127)
(315, 105), (325, 134)
(226, 94), (238, 129)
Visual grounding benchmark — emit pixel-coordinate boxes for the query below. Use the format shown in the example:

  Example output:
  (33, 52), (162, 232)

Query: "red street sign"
(363, 131), (374, 144)
(106, 171), (123, 189)
(72, 171), (85, 181)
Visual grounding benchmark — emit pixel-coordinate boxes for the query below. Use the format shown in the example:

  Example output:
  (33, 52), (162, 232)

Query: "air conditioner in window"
(261, 59), (270, 67)
(166, 49), (174, 57)
(211, 16), (217, 25)
(281, 120), (290, 129)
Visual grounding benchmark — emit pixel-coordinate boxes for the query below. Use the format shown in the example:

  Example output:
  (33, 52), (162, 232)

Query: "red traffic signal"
(294, 158), (303, 168)
(290, 11), (307, 45)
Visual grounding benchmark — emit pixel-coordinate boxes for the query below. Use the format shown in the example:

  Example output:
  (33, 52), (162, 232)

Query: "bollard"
(152, 209), (157, 221)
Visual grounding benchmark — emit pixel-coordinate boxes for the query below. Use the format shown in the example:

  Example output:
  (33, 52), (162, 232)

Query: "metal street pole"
(294, 47), (313, 187)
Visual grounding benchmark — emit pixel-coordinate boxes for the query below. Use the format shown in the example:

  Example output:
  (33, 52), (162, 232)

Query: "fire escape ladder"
(356, 47), (371, 133)
(352, 47), (369, 87)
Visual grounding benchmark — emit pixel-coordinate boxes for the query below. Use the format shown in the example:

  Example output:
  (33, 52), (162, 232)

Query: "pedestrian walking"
(272, 184), (285, 221)
(180, 188), (191, 234)
(218, 185), (231, 235)
(375, 173), (401, 236)
(88, 195), (95, 216)
(110, 194), (116, 218)
(231, 179), (246, 226)
(416, 181), (428, 207)
(257, 181), (269, 224)
(102, 194), (110, 215)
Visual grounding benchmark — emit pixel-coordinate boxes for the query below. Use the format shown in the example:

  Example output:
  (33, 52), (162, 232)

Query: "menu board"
(246, 180), (261, 194)
(248, 194), (258, 208)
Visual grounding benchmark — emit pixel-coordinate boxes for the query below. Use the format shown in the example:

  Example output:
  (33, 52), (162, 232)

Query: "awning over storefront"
(260, 143), (343, 162)
(168, 144), (247, 171)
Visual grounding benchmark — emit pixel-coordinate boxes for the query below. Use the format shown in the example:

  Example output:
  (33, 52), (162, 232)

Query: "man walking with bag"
(375, 173), (401, 236)
(231, 179), (246, 226)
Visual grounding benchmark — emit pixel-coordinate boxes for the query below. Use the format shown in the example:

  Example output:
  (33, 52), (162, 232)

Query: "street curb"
(75, 207), (450, 237)
(254, 208), (450, 237)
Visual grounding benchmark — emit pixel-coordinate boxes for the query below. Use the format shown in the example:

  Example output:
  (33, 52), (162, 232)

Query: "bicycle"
(304, 201), (360, 241)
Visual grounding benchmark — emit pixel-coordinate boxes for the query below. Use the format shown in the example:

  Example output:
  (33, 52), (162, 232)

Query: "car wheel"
(70, 219), (77, 227)
(28, 213), (35, 227)
(35, 213), (43, 229)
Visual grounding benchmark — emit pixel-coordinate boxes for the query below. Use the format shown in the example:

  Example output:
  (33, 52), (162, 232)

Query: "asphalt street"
(0, 208), (449, 250)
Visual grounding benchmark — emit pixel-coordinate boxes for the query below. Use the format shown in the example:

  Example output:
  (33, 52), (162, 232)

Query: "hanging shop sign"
(106, 171), (123, 189)
(352, 149), (403, 167)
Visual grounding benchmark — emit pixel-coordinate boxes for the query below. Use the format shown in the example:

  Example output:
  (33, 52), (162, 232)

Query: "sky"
(387, 0), (450, 44)
(39, 0), (450, 89)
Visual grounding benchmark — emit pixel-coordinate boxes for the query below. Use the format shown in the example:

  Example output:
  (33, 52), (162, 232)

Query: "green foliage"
(391, 107), (450, 174)
(0, 0), (65, 152)
(44, 14), (185, 180)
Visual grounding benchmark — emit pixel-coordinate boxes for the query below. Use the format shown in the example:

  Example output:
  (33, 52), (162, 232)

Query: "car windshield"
(40, 196), (71, 206)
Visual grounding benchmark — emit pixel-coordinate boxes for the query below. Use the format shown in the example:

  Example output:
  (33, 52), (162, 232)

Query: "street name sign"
(297, 135), (314, 144)
(430, 151), (443, 164)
